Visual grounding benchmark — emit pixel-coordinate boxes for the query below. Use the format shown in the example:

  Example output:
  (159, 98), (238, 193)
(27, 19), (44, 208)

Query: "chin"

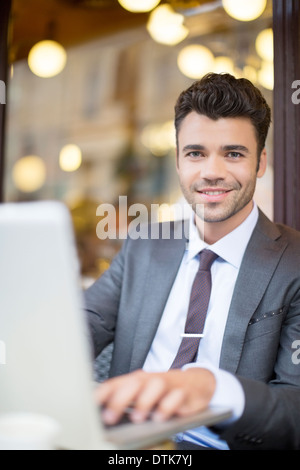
(194, 203), (229, 223)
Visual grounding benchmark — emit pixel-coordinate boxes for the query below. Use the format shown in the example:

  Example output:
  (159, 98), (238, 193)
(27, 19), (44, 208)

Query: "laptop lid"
(0, 201), (107, 449)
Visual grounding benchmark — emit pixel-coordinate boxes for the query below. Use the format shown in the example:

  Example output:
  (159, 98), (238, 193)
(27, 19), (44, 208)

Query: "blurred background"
(4, 0), (274, 281)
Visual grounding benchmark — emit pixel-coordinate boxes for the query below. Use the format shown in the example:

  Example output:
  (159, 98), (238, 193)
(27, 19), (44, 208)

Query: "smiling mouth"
(200, 190), (230, 195)
(196, 188), (233, 201)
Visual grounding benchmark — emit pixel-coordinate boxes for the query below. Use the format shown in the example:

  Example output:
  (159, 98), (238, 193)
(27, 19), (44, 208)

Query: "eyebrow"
(222, 145), (250, 153)
(182, 144), (206, 152)
(182, 144), (250, 153)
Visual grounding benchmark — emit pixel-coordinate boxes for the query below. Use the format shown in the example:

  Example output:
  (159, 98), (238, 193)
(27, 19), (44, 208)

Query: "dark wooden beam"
(273, 0), (300, 229)
(0, 0), (11, 202)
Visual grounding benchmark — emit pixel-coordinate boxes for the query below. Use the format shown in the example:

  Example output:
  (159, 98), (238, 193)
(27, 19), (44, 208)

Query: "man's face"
(176, 112), (266, 231)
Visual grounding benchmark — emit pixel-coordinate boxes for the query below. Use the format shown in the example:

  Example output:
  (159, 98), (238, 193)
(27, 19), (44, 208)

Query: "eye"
(226, 151), (243, 159)
(186, 151), (204, 159)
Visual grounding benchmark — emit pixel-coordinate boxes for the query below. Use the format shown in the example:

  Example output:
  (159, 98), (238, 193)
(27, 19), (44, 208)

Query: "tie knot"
(199, 249), (218, 271)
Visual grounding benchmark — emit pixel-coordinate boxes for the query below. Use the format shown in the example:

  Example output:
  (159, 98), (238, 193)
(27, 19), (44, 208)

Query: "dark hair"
(174, 73), (271, 158)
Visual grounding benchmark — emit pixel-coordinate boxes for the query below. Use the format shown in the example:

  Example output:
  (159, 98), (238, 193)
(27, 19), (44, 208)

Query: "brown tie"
(170, 249), (218, 369)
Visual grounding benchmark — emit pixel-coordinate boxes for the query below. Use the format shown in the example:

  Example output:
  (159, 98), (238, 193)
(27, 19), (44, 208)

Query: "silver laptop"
(0, 201), (231, 450)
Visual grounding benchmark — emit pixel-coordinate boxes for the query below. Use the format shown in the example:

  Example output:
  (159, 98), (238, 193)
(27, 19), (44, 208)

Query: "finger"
(153, 388), (186, 422)
(101, 376), (143, 425)
(95, 376), (123, 405)
(130, 376), (167, 423)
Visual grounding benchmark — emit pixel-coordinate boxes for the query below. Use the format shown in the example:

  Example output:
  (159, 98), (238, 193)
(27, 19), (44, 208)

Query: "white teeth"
(203, 191), (226, 195)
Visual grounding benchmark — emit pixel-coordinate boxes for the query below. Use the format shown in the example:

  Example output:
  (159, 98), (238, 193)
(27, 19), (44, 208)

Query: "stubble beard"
(179, 180), (256, 223)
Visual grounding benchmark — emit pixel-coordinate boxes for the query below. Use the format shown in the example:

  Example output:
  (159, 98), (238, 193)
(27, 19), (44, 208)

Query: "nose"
(200, 155), (227, 181)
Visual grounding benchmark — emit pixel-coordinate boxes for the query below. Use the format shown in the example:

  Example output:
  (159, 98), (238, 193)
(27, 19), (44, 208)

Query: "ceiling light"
(28, 40), (67, 78)
(222, 0), (267, 21)
(177, 45), (214, 79)
(141, 120), (175, 156)
(118, 0), (160, 12)
(243, 65), (258, 83)
(258, 61), (274, 90)
(255, 28), (273, 62)
(12, 156), (46, 193)
(59, 144), (82, 172)
(147, 4), (188, 45)
(213, 56), (235, 75)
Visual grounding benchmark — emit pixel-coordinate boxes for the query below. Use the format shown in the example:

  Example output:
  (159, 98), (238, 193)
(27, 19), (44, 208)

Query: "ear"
(257, 148), (267, 178)
(176, 147), (180, 173)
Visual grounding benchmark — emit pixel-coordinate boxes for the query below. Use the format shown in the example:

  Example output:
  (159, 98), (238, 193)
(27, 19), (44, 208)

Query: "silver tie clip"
(180, 333), (204, 338)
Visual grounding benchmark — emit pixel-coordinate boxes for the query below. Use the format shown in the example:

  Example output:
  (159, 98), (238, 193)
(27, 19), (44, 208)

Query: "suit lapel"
(129, 221), (188, 371)
(219, 211), (288, 373)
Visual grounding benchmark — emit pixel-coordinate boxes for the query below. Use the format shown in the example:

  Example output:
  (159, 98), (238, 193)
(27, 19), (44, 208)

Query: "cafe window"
(5, 0), (274, 279)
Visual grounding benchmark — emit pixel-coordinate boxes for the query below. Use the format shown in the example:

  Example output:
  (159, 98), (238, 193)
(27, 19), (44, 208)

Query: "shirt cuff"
(182, 362), (245, 424)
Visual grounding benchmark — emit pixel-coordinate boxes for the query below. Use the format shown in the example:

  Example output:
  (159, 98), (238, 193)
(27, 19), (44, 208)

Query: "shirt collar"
(186, 202), (259, 269)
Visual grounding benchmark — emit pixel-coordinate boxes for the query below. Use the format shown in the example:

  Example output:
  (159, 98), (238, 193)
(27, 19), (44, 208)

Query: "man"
(85, 73), (300, 450)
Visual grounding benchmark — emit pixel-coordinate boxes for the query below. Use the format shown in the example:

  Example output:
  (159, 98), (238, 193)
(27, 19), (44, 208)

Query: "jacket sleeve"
(219, 283), (300, 450)
(83, 238), (128, 357)
(219, 377), (300, 450)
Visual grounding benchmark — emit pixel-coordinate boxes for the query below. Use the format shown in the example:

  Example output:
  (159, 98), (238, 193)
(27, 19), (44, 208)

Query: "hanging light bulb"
(28, 40), (67, 78)
(243, 65), (258, 83)
(222, 0), (267, 21)
(12, 156), (46, 193)
(258, 61), (274, 90)
(177, 45), (215, 79)
(118, 0), (160, 12)
(255, 28), (273, 62)
(147, 4), (189, 45)
(59, 144), (82, 172)
(141, 120), (175, 156)
(213, 56), (235, 75)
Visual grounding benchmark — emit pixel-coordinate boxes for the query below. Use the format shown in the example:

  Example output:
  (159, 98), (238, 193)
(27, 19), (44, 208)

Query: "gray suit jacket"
(84, 210), (300, 450)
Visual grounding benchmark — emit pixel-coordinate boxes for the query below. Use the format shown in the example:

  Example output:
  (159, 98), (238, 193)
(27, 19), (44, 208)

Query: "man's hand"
(96, 368), (216, 425)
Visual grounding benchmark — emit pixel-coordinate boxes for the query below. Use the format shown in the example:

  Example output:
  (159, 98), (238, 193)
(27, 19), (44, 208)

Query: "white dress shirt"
(143, 202), (259, 449)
